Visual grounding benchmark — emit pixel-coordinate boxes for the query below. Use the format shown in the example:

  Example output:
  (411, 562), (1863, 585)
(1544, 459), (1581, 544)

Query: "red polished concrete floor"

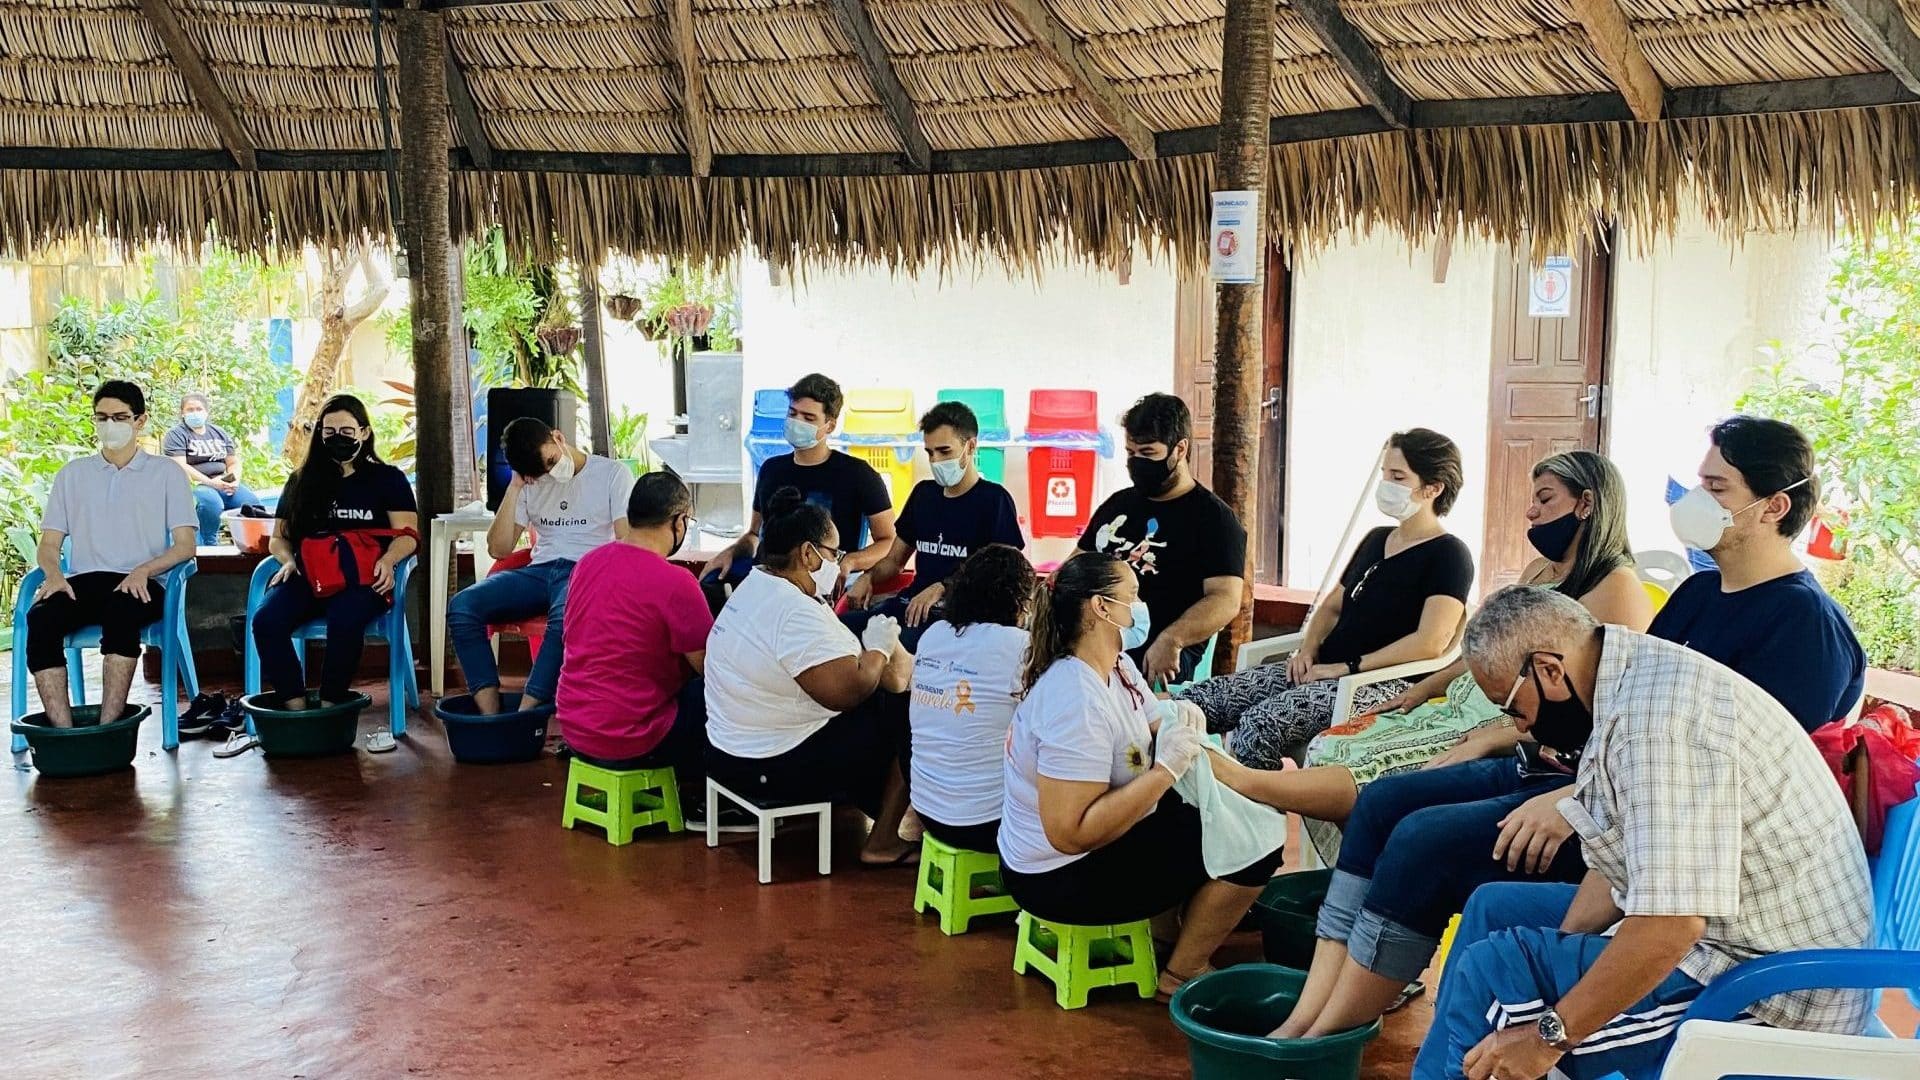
(1, 665), (1430, 1079)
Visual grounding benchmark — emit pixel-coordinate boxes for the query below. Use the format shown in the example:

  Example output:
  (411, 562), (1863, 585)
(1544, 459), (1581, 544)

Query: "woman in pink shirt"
(555, 472), (712, 787)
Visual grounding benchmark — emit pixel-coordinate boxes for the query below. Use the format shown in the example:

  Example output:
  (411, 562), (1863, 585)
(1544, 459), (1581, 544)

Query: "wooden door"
(1481, 245), (1612, 592)
(1173, 247), (1290, 583)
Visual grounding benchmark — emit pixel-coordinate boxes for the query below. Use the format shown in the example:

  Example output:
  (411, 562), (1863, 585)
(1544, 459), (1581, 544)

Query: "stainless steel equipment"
(648, 351), (746, 536)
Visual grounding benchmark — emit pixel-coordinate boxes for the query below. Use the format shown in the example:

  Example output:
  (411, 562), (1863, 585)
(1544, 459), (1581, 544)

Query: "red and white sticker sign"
(1209, 190), (1259, 284)
(1046, 476), (1077, 517)
(1529, 256), (1573, 318)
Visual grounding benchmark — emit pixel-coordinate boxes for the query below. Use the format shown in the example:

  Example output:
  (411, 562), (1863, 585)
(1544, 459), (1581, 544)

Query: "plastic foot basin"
(434, 693), (553, 764)
(241, 691), (369, 757)
(1170, 964), (1381, 1080)
(10, 704), (150, 778)
(1253, 869), (1333, 969)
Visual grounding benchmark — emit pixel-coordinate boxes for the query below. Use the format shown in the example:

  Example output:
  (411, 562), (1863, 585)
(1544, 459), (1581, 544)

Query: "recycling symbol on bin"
(1049, 478), (1071, 500)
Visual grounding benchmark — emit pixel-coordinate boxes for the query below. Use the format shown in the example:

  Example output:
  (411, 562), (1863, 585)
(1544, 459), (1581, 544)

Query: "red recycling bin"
(1026, 389), (1099, 539)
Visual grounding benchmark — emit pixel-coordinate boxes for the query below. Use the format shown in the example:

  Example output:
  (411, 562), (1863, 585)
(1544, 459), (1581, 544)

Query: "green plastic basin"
(1253, 869), (1333, 969)
(1170, 964), (1380, 1080)
(241, 691), (369, 757)
(9, 704), (149, 778)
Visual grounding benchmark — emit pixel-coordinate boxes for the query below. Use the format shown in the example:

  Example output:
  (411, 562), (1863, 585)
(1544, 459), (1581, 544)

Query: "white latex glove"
(1171, 699), (1208, 735)
(861, 615), (902, 656)
(1154, 721), (1203, 780)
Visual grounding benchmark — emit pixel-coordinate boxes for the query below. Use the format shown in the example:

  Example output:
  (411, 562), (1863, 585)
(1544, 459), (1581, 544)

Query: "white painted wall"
(1284, 231), (1499, 593)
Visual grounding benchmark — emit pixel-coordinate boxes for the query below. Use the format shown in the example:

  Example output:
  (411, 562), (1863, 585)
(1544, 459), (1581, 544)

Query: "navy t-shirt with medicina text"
(277, 461), (418, 539)
(893, 478), (1026, 597)
(1080, 483), (1247, 675)
(1648, 568), (1866, 732)
(1315, 526), (1475, 666)
(751, 450), (893, 553)
(162, 421), (239, 479)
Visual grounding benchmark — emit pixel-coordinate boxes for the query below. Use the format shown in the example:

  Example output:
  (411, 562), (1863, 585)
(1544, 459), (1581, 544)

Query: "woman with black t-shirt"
(240, 395), (417, 731)
(1176, 429), (1474, 770)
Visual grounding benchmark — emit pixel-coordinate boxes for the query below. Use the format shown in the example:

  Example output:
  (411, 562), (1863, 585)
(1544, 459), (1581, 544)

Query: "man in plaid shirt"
(1414, 586), (1873, 1080)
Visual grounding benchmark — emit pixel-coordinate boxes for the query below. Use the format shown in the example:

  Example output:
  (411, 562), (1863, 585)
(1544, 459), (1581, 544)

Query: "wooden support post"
(1208, 0), (1275, 671)
(827, 0), (933, 171)
(580, 275), (612, 457)
(397, 9), (455, 671)
(444, 47), (495, 170)
(668, 0), (712, 177)
(136, 0), (259, 170)
(1825, 0), (1920, 95)
(1000, 0), (1158, 158)
(1568, 0), (1664, 122)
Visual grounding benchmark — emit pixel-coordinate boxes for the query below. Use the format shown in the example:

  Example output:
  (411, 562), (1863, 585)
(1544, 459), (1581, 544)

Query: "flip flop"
(365, 731), (398, 754)
(1386, 980), (1427, 1013)
(859, 847), (920, 869)
(1156, 964), (1215, 1003)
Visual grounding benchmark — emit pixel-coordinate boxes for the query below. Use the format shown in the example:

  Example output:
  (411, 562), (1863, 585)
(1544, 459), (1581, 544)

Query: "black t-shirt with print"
(1080, 483), (1247, 674)
(1316, 526), (1474, 665)
(278, 461), (417, 538)
(893, 478), (1025, 597)
(752, 450), (893, 551)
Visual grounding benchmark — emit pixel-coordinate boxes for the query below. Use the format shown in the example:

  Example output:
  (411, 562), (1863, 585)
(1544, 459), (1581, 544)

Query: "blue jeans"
(192, 483), (258, 544)
(448, 560), (574, 703)
(1415, 909), (1703, 1079)
(1316, 758), (1583, 982)
(839, 593), (935, 654)
(1453, 881), (1581, 959)
(251, 578), (389, 701)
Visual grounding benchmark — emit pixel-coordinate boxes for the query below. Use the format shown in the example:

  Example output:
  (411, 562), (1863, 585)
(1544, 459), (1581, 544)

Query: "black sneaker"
(683, 803), (759, 833)
(210, 699), (249, 736)
(177, 692), (229, 737)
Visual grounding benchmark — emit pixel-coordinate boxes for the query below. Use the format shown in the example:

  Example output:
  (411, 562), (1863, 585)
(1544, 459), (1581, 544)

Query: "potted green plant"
(610, 407), (652, 476)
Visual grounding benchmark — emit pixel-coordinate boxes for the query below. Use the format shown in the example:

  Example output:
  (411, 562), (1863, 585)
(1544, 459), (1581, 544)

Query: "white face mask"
(546, 448), (576, 484)
(96, 419), (136, 451)
(930, 456), (967, 489)
(1374, 480), (1417, 522)
(808, 547), (840, 598)
(1669, 478), (1807, 551)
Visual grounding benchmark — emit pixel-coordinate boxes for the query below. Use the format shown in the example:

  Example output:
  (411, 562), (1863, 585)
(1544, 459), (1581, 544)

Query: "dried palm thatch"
(1, 0), (1918, 267)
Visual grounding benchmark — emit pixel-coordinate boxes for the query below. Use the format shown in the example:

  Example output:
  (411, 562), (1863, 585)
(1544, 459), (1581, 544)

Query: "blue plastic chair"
(747, 388), (791, 472)
(242, 555), (419, 737)
(9, 559), (200, 753)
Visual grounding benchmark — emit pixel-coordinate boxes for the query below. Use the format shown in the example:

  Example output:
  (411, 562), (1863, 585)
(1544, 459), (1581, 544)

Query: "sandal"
(858, 846), (921, 869)
(1156, 964), (1215, 1003)
(365, 731), (398, 754)
(1386, 980), (1427, 1014)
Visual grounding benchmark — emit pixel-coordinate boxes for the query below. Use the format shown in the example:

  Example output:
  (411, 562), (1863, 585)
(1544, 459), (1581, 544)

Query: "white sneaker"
(213, 731), (258, 759)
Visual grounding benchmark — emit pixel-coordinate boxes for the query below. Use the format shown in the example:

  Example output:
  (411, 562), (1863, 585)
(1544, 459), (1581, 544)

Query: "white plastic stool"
(706, 778), (833, 885)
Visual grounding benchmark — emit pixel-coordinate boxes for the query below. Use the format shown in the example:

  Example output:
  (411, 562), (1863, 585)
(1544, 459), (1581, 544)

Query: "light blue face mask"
(1103, 596), (1152, 651)
(183, 410), (208, 430)
(930, 456), (966, 488)
(785, 416), (821, 451)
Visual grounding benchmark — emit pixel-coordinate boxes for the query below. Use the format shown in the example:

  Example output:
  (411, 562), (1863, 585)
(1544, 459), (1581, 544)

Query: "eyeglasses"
(1499, 651), (1564, 719)
(813, 543), (845, 561)
(93, 411), (136, 423)
(320, 427), (363, 438)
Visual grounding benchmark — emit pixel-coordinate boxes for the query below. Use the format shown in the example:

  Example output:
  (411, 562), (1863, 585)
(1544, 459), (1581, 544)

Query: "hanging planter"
(537, 323), (581, 356)
(638, 317), (669, 341)
(665, 301), (714, 339)
(605, 294), (643, 322)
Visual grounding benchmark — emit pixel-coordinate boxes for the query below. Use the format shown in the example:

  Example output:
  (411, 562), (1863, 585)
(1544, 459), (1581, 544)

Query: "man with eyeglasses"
(24, 380), (197, 728)
(1413, 586), (1871, 1080)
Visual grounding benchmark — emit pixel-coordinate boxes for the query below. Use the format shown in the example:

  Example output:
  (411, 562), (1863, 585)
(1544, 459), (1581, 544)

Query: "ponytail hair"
(758, 486), (833, 570)
(1020, 551), (1126, 693)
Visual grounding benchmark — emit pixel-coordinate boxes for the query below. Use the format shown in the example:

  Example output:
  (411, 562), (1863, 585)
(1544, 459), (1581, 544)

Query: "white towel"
(1174, 742), (1290, 877)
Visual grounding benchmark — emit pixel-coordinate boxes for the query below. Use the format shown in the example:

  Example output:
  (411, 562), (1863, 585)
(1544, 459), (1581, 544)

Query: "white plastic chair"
(1232, 618), (1465, 733)
(1633, 549), (1693, 592)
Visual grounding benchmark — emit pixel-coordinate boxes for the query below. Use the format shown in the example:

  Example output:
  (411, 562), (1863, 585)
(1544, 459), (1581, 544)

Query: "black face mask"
(1526, 511), (1582, 562)
(1525, 655), (1594, 754)
(322, 434), (362, 463)
(1127, 453), (1176, 495)
(669, 517), (688, 557)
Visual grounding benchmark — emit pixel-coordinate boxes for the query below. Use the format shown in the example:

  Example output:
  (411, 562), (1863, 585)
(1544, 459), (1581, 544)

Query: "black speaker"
(486, 388), (578, 510)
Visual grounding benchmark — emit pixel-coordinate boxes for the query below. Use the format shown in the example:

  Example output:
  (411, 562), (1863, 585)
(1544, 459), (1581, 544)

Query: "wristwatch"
(1536, 1008), (1577, 1052)
(1347, 657), (1362, 675)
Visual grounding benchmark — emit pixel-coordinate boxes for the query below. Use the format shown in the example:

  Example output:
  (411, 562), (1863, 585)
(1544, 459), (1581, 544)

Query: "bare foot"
(858, 837), (918, 866)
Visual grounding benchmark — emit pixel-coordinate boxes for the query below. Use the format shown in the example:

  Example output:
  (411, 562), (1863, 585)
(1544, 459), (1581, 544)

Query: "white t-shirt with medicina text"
(999, 654), (1160, 875)
(513, 454), (632, 565)
(705, 568), (864, 759)
(909, 621), (1030, 827)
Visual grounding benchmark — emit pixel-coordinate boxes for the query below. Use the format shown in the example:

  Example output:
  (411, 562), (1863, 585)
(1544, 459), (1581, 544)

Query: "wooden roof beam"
(825, 0), (932, 171)
(1568, 0), (1664, 122)
(1826, 0), (1920, 95)
(444, 46), (494, 170)
(136, 0), (258, 170)
(1290, 0), (1411, 128)
(999, 0), (1157, 158)
(669, 0), (712, 176)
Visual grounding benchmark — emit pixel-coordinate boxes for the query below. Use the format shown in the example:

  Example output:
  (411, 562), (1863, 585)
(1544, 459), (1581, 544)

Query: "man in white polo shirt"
(26, 380), (197, 727)
(448, 417), (632, 715)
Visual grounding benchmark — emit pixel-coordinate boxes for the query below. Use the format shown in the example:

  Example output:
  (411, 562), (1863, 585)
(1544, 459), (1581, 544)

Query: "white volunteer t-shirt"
(705, 568), (864, 758)
(514, 454), (630, 564)
(909, 621), (1030, 827)
(999, 654), (1159, 875)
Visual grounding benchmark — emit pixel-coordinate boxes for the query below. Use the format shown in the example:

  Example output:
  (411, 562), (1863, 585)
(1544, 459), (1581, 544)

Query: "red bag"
(297, 528), (417, 603)
(1810, 706), (1920, 855)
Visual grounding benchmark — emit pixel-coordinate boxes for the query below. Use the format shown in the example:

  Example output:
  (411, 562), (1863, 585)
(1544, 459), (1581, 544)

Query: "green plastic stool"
(912, 834), (1019, 935)
(1011, 910), (1158, 1009)
(561, 758), (685, 845)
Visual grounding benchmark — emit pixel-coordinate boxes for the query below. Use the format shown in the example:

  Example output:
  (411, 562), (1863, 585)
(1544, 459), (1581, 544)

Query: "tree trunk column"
(396, 9), (454, 672)
(1209, 0), (1274, 673)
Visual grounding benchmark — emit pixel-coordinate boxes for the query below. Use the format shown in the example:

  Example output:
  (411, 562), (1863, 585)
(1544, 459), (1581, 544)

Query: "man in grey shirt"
(26, 380), (197, 727)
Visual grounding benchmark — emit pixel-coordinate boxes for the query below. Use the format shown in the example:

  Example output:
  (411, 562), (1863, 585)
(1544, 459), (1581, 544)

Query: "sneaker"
(210, 700), (248, 735)
(177, 692), (229, 737)
(213, 730), (259, 759)
(683, 803), (759, 833)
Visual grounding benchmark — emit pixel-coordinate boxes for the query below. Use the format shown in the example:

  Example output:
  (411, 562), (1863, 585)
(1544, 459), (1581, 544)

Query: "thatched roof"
(3, 0), (1919, 266)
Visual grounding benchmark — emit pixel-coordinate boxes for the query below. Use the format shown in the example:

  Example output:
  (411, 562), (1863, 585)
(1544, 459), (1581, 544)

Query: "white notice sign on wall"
(1529, 255), (1574, 318)
(1209, 190), (1260, 284)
